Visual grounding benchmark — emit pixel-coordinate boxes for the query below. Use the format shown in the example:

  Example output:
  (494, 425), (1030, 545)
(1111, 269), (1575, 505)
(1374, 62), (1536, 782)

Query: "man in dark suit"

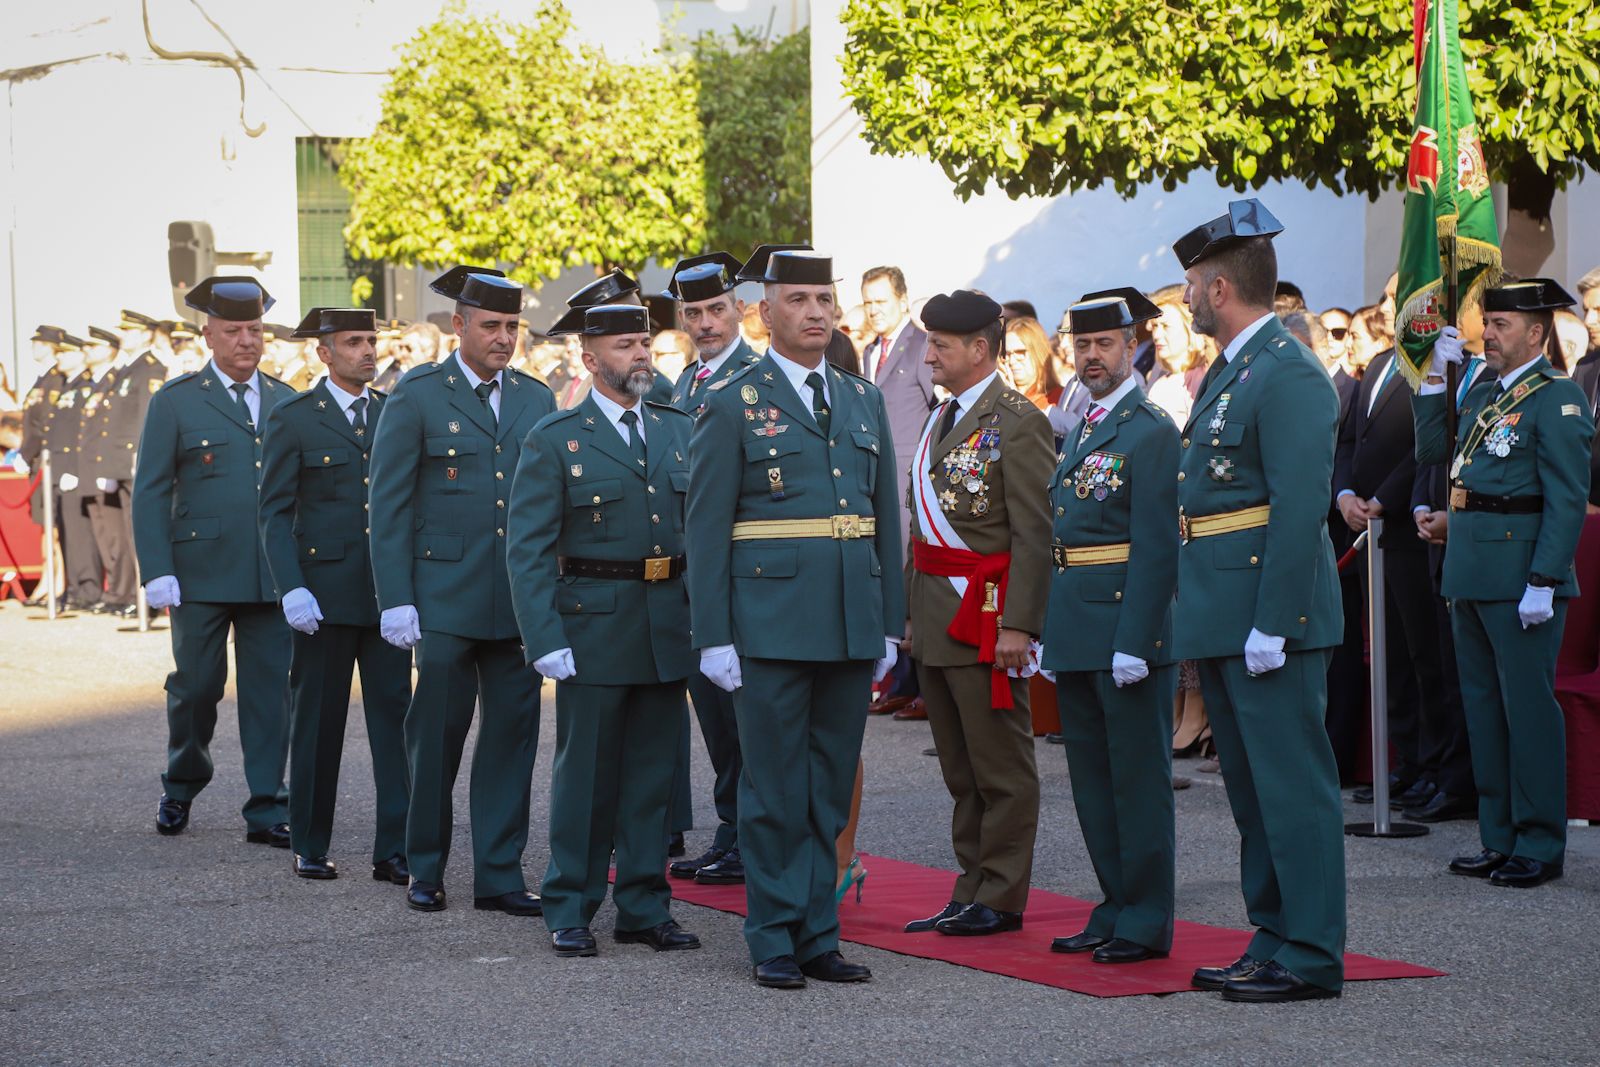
(1570, 267), (1600, 505)
(859, 266), (936, 541)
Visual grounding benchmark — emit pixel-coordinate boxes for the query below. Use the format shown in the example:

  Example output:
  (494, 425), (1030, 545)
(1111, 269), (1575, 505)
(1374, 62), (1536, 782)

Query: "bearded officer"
(1418, 279), (1593, 888)
(1041, 289), (1179, 964)
(901, 290), (1052, 939)
(132, 277), (294, 845)
(550, 269), (676, 408)
(258, 307), (412, 884)
(1172, 201), (1347, 1003)
(508, 303), (701, 958)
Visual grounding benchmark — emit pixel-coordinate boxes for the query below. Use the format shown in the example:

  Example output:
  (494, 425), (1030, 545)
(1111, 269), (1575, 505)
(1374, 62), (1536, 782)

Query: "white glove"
(380, 605), (421, 649)
(12, 456), (28, 475)
(281, 586), (323, 635)
(534, 647), (576, 680)
(1040, 669), (1056, 684)
(1111, 652), (1149, 688)
(1518, 584), (1555, 629)
(700, 644), (742, 692)
(96, 478), (118, 493)
(873, 636), (899, 685)
(1243, 628), (1286, 676)
(145, 574), (181, 610)
(58, 473), (78, 492)
(1429, 325), (1464, 376)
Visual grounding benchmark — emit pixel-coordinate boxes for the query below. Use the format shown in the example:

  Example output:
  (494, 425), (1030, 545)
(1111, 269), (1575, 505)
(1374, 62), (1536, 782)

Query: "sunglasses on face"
(1328, 327), (1349, 340)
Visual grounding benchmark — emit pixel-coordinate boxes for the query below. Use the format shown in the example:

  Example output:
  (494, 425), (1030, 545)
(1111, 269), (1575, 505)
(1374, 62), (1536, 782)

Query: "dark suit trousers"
(86, 492), (134, 605)
(686, 672), (741, 850)
(1430, 594), (1476, 797)
(405, 632), (540, 894)
(110, 487), (138, 603)
(287, 623), (412, 862)
(162, 600), (290, 829)
(1324, 570), (1366, 783)
(667, 697), (693, 835)
(58, 490), (101, 604)
(1382, 542), (1470, 792)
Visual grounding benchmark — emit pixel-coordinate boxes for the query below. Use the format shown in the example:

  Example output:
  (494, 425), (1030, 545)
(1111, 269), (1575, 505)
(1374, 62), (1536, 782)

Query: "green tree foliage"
(839, 0), (1600, 217)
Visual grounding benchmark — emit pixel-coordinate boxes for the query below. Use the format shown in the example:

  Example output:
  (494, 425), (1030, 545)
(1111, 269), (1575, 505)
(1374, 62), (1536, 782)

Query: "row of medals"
(941, 428), (1000, 516)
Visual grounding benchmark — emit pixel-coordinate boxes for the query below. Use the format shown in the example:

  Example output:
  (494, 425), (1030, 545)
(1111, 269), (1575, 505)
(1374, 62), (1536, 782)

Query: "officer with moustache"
(258, 308), (412, 884)
(132, 277), (294, 845)
(549, 270), (676, 408)
(368, 267), (555, 915)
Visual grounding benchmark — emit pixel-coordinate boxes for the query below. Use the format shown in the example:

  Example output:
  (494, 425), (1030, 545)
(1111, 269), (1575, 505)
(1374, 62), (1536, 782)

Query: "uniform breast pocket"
(301, 447), (350, 499)
(743, 437), (805, 498)
(668, 469), (689, 531)
(850, 429), (880, 490)
(180, 429), (229, 477)
(568, 478), (626, 541)
(424, 436), (477, 494)
(1211, 423), (1246, 448)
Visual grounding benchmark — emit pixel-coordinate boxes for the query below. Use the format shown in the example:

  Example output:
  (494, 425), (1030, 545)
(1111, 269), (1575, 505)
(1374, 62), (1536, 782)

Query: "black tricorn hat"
(293, 307), (378, 339)
(661, 252), (744, 302)
(431, 266), (523, 314)
(1482, 278), (1576, 313)
(568, 269), (642, 309)
(88, 326), (121, 347)
(920, 290), (1003, 335)
(737, 243), (815, 283)
(548, 307), (587, 336)
(184, 276), (275, 321)
(429, 264), (504, 299)
(1072, 286), (1161, 333)
(581, 304), (652, 336)
(1172, 199), (1284, 270)
(120, 309), (160, 330)
(750, 250), (839, 286)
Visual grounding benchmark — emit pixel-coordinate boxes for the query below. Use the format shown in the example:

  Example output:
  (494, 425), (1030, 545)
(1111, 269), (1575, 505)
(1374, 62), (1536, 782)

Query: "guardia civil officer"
(1418, 279), (1593, 888)
(1041, 289), (1179, 964)
(258, 307), (411, 883)
(901, 290), (1052, 939)
(549, 269), (676, 407)
(686, 249), (903, 989)
(507, 303), (701, 958)
(132, 277), (294, 844)
(367, 266), (555, 914)
(1172, 202), (1347, 1002)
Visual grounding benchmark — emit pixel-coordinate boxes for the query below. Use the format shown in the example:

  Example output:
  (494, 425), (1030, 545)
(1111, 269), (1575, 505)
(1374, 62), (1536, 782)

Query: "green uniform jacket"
(506, 395), (694, 684)
(132, 363), (294, 601)
(367, 354), (555, 641)
(258, 380), (389, 626)
(1175, 317), (1342, 658)
(1042, 384), (1179, 671)
(1414, 356), (1593, 601)
(906, 376), (1054, 666)
(686, 355), (905, 660)
(669, 339), (761, 418)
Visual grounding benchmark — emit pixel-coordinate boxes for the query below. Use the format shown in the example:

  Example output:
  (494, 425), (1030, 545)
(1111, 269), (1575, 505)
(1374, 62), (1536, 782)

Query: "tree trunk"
(1500, 160), (1559, 278)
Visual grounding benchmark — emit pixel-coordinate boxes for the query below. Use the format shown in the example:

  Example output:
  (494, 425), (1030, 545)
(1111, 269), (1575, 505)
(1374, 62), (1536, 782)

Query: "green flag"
(1394, 0), (1501, 388)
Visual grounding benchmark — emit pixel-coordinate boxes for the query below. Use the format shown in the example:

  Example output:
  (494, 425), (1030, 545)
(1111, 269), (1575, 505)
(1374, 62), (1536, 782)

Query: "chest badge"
(741, 385), (760, 404)
(445, 466), (458, 481)
(449, 421), (461, 433)
(1207, 394), (1231, 435)
(1484, 413), (1522, 457)
(316, 399), (328, 410)
(566, 440), (579, 452)
(1207, 456), (1236, 482)
(201, 452), (214, 466)
(570, 464), (583, 478)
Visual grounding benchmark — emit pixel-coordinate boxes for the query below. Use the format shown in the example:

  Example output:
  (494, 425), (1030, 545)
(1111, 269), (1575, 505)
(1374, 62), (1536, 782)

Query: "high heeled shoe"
(835, 856), (868, 906)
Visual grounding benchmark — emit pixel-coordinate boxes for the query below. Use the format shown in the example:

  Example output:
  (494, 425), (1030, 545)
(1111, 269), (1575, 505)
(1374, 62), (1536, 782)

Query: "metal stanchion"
(41, 448), (58, 620)
(1347, 515), (1428, 838)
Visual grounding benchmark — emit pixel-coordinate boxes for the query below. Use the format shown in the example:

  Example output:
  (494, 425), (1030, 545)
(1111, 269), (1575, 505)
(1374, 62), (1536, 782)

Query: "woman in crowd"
(1002, 316), (1061, 409)
(1347, 303), (1394, 375)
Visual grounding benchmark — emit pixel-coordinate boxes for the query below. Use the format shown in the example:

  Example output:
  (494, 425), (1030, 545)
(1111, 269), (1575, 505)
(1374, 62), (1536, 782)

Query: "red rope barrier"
(0, 469), (42, 510)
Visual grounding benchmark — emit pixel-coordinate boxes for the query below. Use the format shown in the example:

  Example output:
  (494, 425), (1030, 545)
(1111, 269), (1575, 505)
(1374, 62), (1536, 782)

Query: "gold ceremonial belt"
(730, 515), (877, 541)
(1052, 542), (1131, 567)
(1179, 504), (1271, 544)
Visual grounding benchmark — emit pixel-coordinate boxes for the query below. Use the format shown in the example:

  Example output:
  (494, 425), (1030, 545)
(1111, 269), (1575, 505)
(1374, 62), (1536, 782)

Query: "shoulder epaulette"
(165, 371), (197, 388)
(276, 389), (317, 409)
(541, 405), (583, 425)
(644, 399), (691, 419)
(368, 386), (387, 399)
(997, 389), (1035, 415)
(407, 361), (443, 380)
(1141, 396), (1169, 419)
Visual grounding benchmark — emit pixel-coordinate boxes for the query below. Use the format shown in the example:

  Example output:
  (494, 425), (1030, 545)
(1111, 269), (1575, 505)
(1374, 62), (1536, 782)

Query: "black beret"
(292, 307), (378, 338)
(184, 276), (275, 321)
(1173, 198), (1284, 270)
(581, 304), (651, 336)
(1482, 278), (1575, 313)
(921, 289), (1003, 334)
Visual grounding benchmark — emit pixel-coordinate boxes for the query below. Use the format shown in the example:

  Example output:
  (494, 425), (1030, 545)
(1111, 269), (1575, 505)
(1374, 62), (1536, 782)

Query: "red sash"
(912, 539), (1015, 709)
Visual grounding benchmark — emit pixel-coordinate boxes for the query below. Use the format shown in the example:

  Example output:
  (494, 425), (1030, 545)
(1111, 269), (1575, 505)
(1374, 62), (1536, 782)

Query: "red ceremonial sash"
(911, 539), (1015, 709)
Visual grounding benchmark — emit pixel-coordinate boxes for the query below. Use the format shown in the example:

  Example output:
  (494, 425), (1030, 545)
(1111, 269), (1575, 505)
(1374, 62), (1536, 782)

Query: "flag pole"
(1444, 234), (1459, 451)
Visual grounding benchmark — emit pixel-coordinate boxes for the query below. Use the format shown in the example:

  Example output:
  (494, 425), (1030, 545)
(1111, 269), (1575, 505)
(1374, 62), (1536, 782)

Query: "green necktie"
(620, 409), (646, 468)
(230, 381), (254, 431)
(350, 396), (368, 435)
(806, 372), (830, 436)
(474, 380), (497, 424)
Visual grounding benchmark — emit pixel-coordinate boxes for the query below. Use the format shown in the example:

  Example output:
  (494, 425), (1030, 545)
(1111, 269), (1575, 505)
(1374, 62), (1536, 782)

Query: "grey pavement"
(2, 601), (1597, 1065)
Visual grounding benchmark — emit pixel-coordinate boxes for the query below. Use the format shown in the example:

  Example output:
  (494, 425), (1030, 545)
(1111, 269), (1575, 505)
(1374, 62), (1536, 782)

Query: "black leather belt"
(559, 554), (686, 581)
(1448, 487), (1543, 514)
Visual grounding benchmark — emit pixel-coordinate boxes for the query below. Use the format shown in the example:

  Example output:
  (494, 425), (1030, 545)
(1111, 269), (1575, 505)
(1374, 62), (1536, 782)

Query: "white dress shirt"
(768, 347), (830, 415)
(866, 317), (909, 385)
(590, 386), (646, 446)
(210, 360), (261, 425)
(1221, 312), (1277, 364)
(325, 378), (373, 425)
(695, 335), (743, 379)
(454, 350), (502, 419)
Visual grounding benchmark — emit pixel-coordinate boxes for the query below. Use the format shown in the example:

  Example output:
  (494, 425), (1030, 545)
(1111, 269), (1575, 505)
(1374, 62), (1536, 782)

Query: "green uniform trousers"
(667, 699), (693, 837)
(1197, 650), (1345, 991)
(735, 657), (872, 965)
(1451, 599), (1568, 863)
(1056, 667), (1176, 952)
(918, 662), (1038, 913)
(541, 680), (684, 932)
(404, 632), (539, 895)
(687, 673), (741, 851)
(162, 600), (290, 830)
(287, 623), (411, 863)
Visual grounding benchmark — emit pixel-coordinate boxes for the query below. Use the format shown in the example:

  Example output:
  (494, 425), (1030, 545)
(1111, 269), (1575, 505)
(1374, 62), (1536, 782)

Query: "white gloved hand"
(58, 473), (78, 492)
(873, 635), (899, 685)
(281, 586), (323, 635)
(96, 478), (119, 493)
(1429, 325), (1464, 376)
(1111, 651), (1150, 688)
(699, 644), (742, 692)
(145, 574), (181, 610)
(12, 456), (28, 475)
(380, 604), (421, 649)
(1243, 628), (1286, 675)
(1518, 584), (1555, 629)
(534, 647), (576, 681)
(1040, 669), (1057, 684)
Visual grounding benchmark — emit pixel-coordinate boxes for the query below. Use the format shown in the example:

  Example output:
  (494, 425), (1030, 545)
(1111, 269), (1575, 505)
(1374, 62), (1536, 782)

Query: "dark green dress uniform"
(367, 350), (555, 895)
(507, 385), (695, 933)
(687, 345), (905, 966)
(259, 375), (411, 867)
(1414, 346), (1592, 868)
(132, 360), (295, 830)
(1042, 369), (1179, 954)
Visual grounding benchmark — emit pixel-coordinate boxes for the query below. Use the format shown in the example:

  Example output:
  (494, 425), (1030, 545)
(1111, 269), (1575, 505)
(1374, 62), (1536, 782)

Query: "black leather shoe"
(406, 881), (446, 911)
(156, 795), (191, 836)
(551, 927), (598, 957)
(1192, 953), (1263, 990)
(1489, 856), (1563, 888)
(1044, 733), (1064, 744)
(615, 919), (700, 951)
(905, 900), (965, 933)
(372, 855), (410, 884)
(667, 832), (686, 858)
(1392, 778), (1436, 811)
(1221, 960), (1339, 1003)
(112, 603), (139, 619)
(1350, 774), (1404, 805)
(1092, 938), (1165, 964)
(1050, 931), (1106, 954)
(754, 955), (806, 989)
(800, 950), (871, 983)
(474, 890), (542, 916)
(245, 823), (291, 848)
(294, 855), (338, 879)
(669, 845), (726, 880)
(1406, 791), (1476, 823)
(1448, 848), (1509, 878)
(935, 902), (1023, 936)
(694, 847), (745, 885)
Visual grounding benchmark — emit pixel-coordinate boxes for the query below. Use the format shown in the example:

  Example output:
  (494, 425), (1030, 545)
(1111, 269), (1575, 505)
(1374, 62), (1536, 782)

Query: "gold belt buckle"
(831, 514), (861, 540)
(1448, 486), (1467, 512)
(1178, 511), (1191, 545)
(643, 556), (672, 581)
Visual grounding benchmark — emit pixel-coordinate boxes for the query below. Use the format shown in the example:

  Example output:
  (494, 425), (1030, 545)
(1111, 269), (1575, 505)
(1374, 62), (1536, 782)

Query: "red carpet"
(666, 853), (1446, 997)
